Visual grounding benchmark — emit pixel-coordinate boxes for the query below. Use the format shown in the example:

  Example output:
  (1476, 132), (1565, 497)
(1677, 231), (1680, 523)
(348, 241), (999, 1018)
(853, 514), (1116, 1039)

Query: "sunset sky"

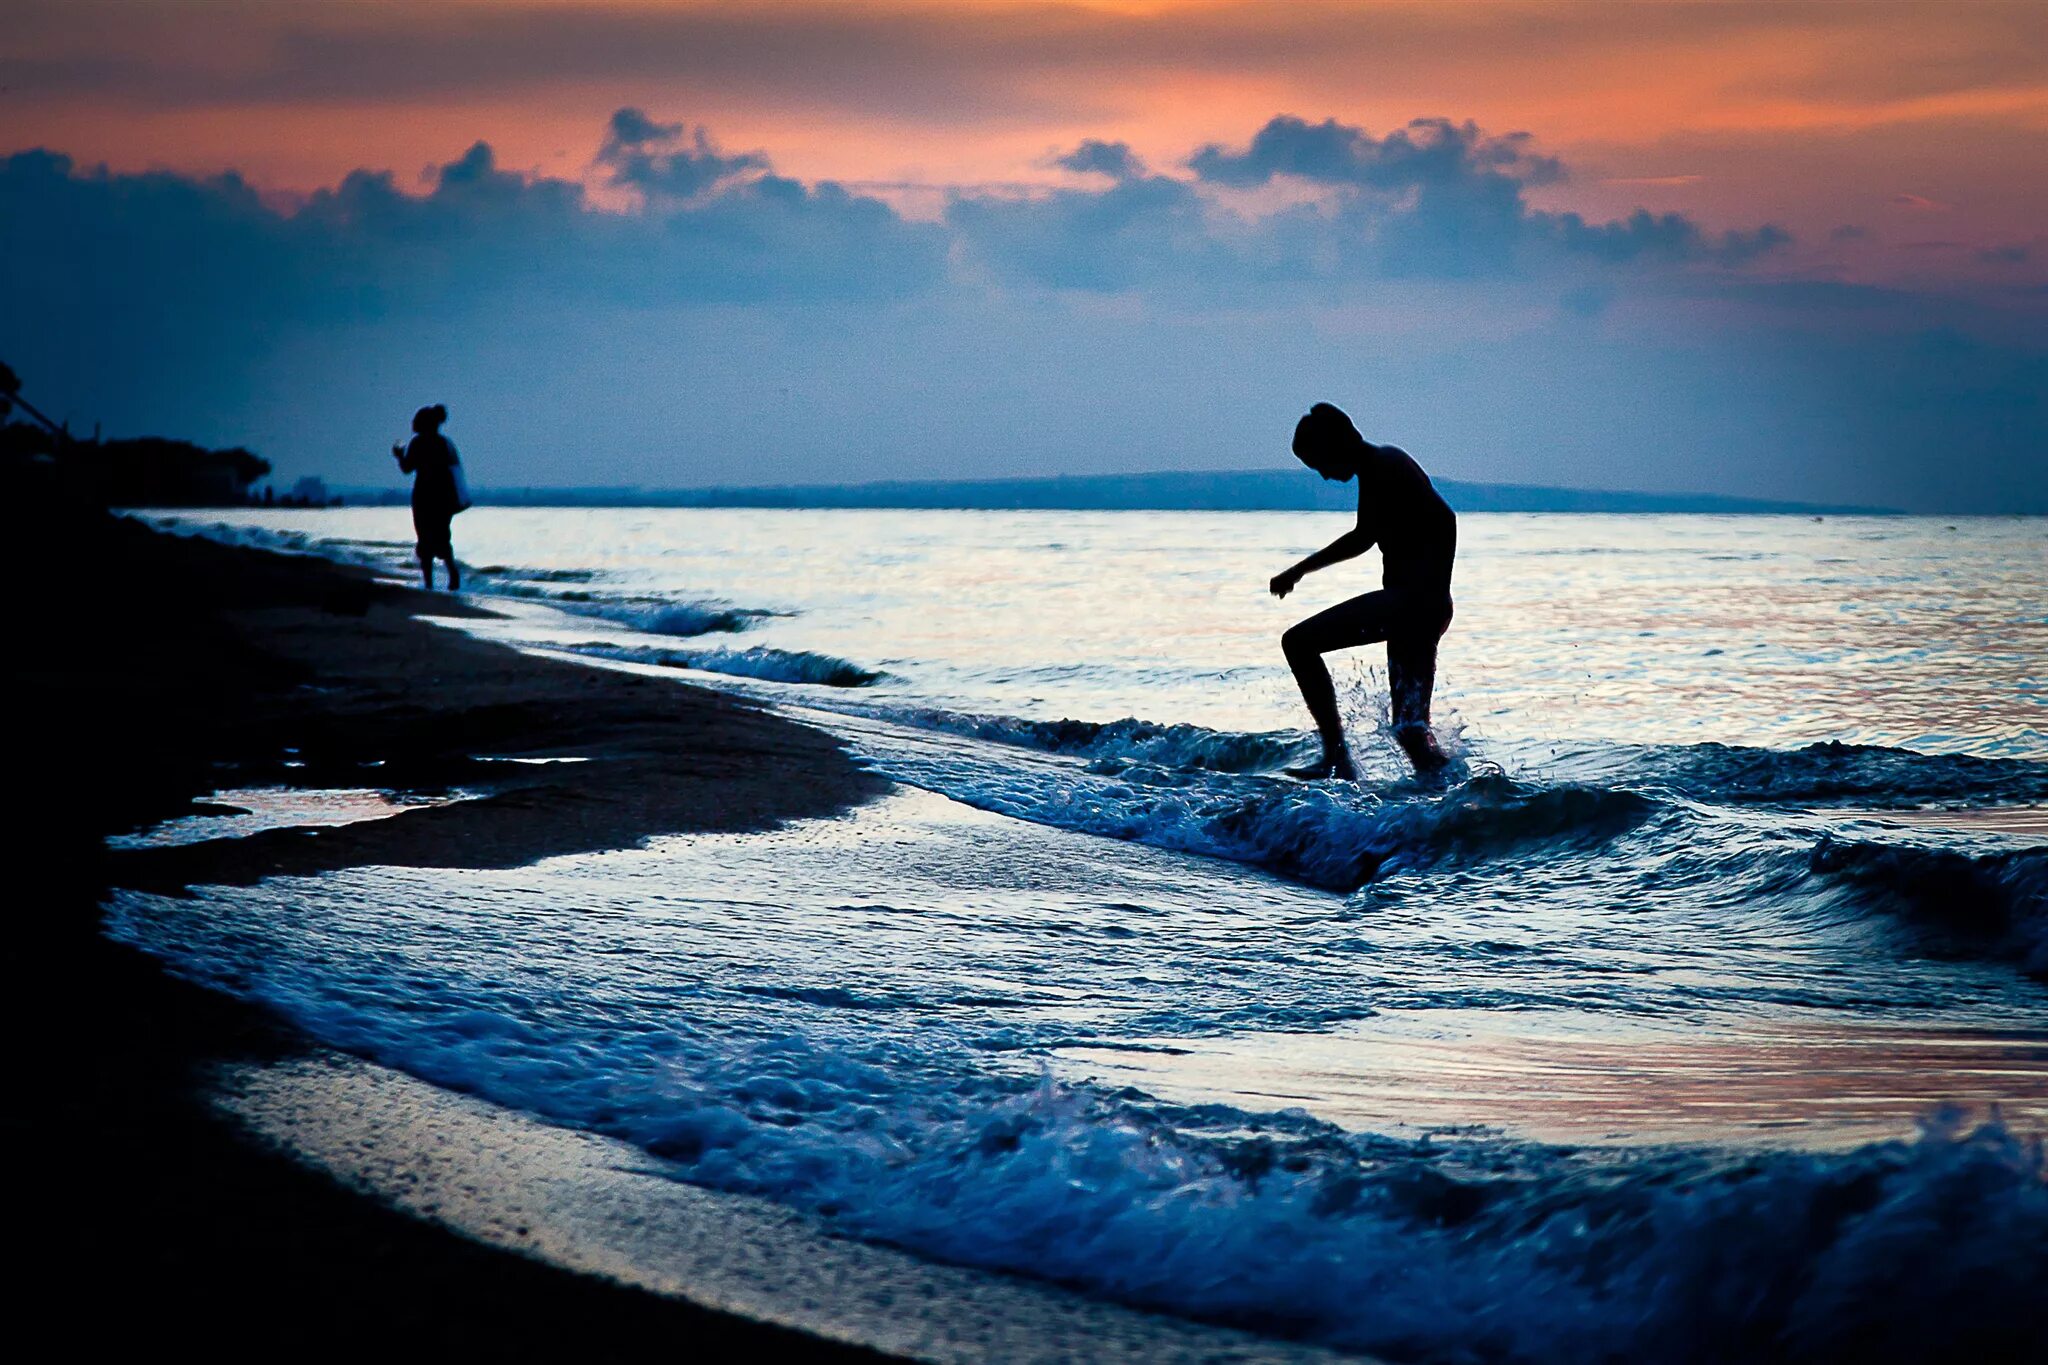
(5, 1), (2044, 509)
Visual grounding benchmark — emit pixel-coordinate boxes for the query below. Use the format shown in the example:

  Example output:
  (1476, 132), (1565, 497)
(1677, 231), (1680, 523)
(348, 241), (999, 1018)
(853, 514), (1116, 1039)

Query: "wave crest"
(874, 747), (1656, 890)
(569, 598), (769, 637)
(1812, 837), (2048, 975)
(568, 642), (884, 688)
(881, 708), (1313, 774)
(797, 1088), (2048, 1364)
(1609, 740), (2048, 807)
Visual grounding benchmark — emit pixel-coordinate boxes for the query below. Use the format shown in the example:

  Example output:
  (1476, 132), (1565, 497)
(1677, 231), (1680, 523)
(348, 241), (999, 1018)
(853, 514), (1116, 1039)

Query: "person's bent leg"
(445, 553), (460, 591)
(417, 548), (434, 591)
(1281, 591), (1399, 780)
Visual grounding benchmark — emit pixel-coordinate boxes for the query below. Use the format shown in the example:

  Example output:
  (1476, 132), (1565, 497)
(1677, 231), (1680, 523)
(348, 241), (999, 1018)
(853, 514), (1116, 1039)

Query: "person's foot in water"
(1394, 724), (1452, 779)
(446, 559), (461, 591)
(1285, 747), (1358, 782)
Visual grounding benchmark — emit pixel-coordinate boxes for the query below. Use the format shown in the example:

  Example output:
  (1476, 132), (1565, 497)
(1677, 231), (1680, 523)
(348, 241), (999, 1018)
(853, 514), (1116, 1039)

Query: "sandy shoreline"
(10, 472), (895, 1357)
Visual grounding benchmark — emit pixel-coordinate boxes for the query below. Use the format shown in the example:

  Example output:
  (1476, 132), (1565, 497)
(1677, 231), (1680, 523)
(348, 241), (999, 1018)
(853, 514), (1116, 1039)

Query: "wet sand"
(9, 468), (892, 1358)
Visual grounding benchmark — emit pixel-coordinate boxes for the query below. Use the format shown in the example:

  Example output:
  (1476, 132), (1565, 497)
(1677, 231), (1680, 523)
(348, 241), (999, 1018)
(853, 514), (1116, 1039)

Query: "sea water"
(160, 508), (2045, 758)
(112, 508), (2048, 1362)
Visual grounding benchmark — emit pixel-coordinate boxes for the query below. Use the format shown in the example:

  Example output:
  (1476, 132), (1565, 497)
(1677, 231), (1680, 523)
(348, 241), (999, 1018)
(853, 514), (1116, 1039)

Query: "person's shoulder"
(1364, 443), (1423, 481)
(1377, 442), (1423, 472)
(1385, 444), (1442, 488)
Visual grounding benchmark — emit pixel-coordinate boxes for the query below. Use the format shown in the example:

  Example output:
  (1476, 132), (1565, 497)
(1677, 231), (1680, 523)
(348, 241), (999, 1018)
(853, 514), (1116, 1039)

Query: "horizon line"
(322, 467), (1907, 515)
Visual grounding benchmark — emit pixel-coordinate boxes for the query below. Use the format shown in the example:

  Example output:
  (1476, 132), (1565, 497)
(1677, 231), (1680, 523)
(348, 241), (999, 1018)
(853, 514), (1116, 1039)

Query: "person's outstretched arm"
(1270, 522), (1376, 598)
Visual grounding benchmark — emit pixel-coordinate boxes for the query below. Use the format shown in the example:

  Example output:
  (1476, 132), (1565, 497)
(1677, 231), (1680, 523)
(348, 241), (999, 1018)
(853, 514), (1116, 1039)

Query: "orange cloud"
(3, 0), (2042, 288)
(1603, 176), (1706, 188)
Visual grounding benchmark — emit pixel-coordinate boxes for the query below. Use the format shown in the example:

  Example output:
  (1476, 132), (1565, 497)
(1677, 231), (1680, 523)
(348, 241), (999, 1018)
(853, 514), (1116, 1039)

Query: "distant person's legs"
(414, 508), (452, 591)
(1282, 591), (1451, 779)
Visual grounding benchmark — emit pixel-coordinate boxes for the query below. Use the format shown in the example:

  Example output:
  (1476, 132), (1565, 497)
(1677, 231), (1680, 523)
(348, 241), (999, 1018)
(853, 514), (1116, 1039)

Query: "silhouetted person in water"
(393, 404), (464, 590)
(1270, 403), (1456, 779)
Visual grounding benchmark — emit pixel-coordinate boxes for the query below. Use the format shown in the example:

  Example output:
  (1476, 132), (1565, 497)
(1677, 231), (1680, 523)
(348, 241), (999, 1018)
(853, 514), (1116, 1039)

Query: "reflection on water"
(106, 785), (480, 849)
(1065, 1015), (2048, 1150)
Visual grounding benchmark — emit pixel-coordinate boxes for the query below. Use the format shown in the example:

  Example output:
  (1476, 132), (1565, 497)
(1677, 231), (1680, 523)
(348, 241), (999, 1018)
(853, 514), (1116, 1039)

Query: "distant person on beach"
(1269, 403), (1456, 780)
(393, 404), (467, 590)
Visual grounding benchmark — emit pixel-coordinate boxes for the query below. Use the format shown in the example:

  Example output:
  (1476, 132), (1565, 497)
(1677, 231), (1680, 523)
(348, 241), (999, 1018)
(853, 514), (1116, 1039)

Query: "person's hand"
(1270, 567), (1301, 599)
(391, 443), (405, 460)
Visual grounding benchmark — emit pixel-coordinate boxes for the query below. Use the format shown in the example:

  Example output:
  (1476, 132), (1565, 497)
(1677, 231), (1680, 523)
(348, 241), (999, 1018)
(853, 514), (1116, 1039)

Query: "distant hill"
(403, 469), (1891, 515)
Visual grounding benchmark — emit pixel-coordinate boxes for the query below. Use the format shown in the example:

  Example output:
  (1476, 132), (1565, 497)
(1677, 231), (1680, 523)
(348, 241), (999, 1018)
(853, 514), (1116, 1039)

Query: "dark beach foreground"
(7, 465), (893, 1358)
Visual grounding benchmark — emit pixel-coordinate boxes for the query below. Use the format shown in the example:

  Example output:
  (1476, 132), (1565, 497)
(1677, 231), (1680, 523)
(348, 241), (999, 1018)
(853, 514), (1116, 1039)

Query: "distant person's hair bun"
(412, 404), (449, 433)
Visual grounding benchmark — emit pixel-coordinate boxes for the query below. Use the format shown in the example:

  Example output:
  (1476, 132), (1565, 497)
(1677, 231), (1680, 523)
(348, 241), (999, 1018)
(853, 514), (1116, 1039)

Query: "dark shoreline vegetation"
(0, 362), (329, 507)
(7, 457), (892, 1359)
(1, 417), (281, 507)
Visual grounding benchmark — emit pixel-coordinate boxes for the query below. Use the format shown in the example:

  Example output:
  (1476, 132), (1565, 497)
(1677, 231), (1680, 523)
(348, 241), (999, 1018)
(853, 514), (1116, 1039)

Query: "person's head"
(412, 403), (448, 435)
(1292, 402), (1367, 482)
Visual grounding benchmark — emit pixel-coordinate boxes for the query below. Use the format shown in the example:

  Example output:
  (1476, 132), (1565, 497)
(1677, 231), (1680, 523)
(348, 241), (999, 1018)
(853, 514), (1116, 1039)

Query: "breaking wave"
(567, 642), (885, 688)
(1581, 739), (2048, 808)
(867, 707), (1315, 774)
(562, 598), (770, 637)
(646, 1062), (2048, 1365)
(479, 581), (770, 636)
(1813, 838), (2048, 976)
(868, 740), (1656, 890)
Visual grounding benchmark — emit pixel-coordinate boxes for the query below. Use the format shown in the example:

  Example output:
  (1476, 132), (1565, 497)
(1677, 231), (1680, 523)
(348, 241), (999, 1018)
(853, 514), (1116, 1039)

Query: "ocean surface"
(114, 508), (2048, 1362)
